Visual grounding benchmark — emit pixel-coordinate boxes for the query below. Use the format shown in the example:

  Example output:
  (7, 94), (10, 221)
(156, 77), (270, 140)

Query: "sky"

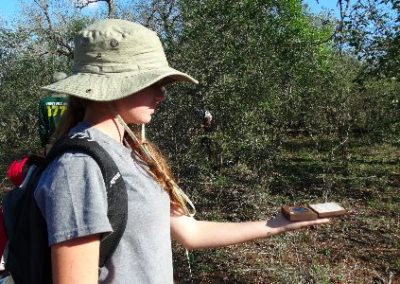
(304, 0), (342, 14)
(0, 0), (100, 24)
(0, 1), (20, 22)
(0, 0), (343, 24)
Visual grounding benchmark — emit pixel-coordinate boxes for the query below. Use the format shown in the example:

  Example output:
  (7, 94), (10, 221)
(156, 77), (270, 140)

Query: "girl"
(36, 19), (329, 283)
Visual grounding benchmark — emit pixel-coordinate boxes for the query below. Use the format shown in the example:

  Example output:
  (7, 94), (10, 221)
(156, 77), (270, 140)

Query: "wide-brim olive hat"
(42, 19), (198, 101)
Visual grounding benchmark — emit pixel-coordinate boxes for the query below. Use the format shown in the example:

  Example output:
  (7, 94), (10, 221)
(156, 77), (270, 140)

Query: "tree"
(0, 0), (85, 156)
(155, 0), (343, 169)
(341, 0), (400, 78)
(75, 0), (115, 18)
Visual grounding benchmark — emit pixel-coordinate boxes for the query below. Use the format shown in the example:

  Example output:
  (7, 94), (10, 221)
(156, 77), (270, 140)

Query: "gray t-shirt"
(35, 122), (173, 283)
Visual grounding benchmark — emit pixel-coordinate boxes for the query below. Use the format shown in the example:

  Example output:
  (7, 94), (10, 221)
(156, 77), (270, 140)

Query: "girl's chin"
(124, 112), (154, 124)
(131, 117), (152, 125)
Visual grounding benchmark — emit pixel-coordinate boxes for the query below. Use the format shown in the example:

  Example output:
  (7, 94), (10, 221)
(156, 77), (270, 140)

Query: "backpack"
(1, 135), (128, 284)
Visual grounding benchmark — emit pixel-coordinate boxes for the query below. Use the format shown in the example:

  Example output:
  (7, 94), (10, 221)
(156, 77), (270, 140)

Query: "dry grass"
(173, 203), (399, 283)
(173, 141), (400, 283)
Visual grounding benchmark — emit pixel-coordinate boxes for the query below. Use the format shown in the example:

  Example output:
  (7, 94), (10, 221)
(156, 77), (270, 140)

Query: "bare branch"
(74, 0), (115, 18)
(33, 0), (74, 58)
(313, 0), (350, 46)
(145, 0), (158, 27)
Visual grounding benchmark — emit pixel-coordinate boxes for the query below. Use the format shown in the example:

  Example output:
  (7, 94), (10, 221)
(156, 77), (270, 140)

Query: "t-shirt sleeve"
(34, 152), (112, 245)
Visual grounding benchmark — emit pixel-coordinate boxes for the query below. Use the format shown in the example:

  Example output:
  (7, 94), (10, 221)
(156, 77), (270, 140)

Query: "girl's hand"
(266, 212), (330, 234)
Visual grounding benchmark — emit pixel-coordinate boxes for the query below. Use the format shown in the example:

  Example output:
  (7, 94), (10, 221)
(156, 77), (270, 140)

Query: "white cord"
(114, 114), (196, 217)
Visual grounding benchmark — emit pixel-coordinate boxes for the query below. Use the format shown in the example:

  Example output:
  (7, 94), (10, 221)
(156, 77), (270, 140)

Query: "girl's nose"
(155, 87), (167, 103)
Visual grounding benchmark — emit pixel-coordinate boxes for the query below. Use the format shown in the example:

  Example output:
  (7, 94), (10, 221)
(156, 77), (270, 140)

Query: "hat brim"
(41, 68), (198, 101)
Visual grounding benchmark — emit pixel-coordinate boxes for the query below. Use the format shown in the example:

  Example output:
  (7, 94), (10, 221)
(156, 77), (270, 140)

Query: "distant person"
(38, 72), (68, 154)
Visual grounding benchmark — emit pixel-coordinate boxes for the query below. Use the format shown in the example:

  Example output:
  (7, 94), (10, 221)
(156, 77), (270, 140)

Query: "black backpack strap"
(46, 135), (128, 267)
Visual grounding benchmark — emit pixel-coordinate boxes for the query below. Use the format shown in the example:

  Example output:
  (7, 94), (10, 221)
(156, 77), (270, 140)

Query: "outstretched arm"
(171, 212), (329, 250)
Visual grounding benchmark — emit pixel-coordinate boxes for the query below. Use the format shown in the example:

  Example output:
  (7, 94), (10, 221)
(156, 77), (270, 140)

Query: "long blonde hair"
(54, 97), (194, 215)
